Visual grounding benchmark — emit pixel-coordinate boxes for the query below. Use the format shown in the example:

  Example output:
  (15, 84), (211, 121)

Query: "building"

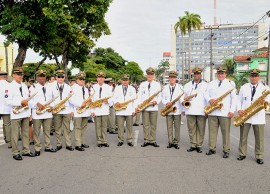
(0, 42), (14, 75)
(173, 22), (265, 81)
(234, 47), (268, 82)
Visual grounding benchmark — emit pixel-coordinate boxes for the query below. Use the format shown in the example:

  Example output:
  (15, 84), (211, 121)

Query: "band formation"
(0, 66), (269, 165)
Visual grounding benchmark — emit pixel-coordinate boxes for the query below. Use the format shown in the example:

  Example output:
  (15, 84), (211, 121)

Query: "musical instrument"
(76, 89), (96, 114)
(36, 95), (59, 115)
(52, 93), (73, 114)
(233, 90), (270, 127)
(204, 88), (234, 115)
(136, 88), (162, 112)
(161, 88), (184, 116)
(13, 91), (38, 114)
(89, 96), (112, 108)
(114, 97), (137, 111)
(183, 93), (197, 109)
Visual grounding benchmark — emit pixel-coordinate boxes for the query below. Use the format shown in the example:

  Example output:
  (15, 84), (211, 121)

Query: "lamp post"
(179, 51), (186, 83)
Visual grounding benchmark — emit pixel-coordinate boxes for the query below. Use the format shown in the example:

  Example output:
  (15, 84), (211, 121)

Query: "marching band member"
(113, 74), (137, 147)
(137, 67), (161, 147)
(6, 67), (35, 160)
(182, 67), (208, 153)
(91, 71), (113, 147)
(236, 69), (270, 164)
(161, 71), (184, 149)
(29, 70), (57, 156)
(51, 70), (74, 151)
(204, 66), (237, 158)
(70, 72), (90, 151)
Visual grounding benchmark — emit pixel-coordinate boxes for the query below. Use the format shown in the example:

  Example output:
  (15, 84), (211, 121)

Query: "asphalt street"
(1, 111), (270, 194)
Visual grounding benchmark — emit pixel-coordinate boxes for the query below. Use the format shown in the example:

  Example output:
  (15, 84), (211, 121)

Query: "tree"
(222, 58), (234, 76)
(230, 72), (249, 93)
(181, 11), (202, 80)
(122, 61), (144, 83)
(22, 63), (58, 81)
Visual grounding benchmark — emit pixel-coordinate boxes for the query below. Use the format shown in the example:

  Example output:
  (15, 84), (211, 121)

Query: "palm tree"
(174, 17), (187, 82)
(181, 11), (202, 80)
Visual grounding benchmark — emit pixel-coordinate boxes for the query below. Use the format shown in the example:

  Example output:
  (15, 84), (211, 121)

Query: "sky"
(1, 0), (270, 73)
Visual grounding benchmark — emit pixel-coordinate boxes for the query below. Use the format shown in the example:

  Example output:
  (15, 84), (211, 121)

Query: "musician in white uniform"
(137, 67), (161, 147)
(113, 74), (137, 147)
(182, 67), (208, 153)
(236, 69), (270, 164)
(162, 71), (184, 149)
(204, 66), (237, 158)
(91, 71), (113, 147)
(6, 67), (35, 160)
(29, 70), (57, 156)
(51, 70), (74, 151)
(70, 72), (90, 151)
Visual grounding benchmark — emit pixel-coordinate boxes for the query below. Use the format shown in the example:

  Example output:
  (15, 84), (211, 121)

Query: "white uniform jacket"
(237, 82), (270, 125)
(113, 85), (137, 116)
(29, 83), (54, 119)
(205, 78), (237, 117)
(91, 83), (113, 116)
(183, 80), (208, 116)
(6, 80), (31, 119)
(136, 80), (161, 112)
(70, 83), (91, 118)
(51, 82), (73, 114)
(162, 83), (184, 115)
(0, 80), (11, 114)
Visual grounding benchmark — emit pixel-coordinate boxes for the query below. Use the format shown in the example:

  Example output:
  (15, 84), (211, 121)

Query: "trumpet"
(13, 91), (38, 114)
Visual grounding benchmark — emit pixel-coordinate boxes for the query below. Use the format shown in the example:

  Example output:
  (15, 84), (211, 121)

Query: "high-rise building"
(172, 22), (265, 81)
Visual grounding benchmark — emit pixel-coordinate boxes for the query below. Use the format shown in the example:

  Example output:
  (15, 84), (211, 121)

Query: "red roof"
(234, 55), (251, 62)
(251, 51), (268, 58)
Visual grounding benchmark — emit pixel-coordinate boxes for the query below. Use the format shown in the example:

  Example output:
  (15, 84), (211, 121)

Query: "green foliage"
(181, 11), (202, 33)
(22, 63), (58, 81)
(122, 61), (144, 83)
(221, 58), (234, 76)
(230, 72), (249, 93)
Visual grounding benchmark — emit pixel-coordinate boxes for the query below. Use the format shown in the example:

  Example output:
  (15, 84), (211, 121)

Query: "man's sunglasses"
(79, 78), (85, 81)
(57, 76), (65, 79)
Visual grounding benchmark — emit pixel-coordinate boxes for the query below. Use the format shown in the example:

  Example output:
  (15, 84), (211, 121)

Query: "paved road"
(1, 112), (270, 194)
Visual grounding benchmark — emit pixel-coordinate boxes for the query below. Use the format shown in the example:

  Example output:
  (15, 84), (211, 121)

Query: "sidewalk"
(0, 120), (5, 146)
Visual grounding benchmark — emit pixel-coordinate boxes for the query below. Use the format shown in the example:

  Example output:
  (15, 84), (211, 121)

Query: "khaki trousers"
(142, 111), (158, 143)
(134, 111), (141, 125)
(54, 114), (72, 147)
(117, 115), (133, 143)
(11, 117), (30, 156)
(208, 116), (231, 152)
(186, 115), (206, 148)
(1, 114), (11, 147)
(33, 118), (52, 151)
(74, 117), (88, 146)
(108, 107), (116, 132)
(166, 115), (181, 144)
(94, 115), (108, 144)
(239, 123), (264, 159)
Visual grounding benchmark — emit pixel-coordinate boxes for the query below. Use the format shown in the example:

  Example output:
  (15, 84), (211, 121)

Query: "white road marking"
(230, 134), (254, 149)
(133, 129), (139, 147)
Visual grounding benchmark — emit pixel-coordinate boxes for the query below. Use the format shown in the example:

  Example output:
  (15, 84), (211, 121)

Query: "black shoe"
(109, 131), (117, 134)
(18, 137), (22, 141)
(197, 147), (202, 153)
(75, 146), (85, 151)
(81, 144), (89, 148)
(151, 142), (160, 147)
(117, 142), (123, 147)
(127, 142), (134, 147)
(57, 146), (62, 151)
(13, 154), (23, 160)
(187, 147), (197, 152)
(8, 145), (12, 149)
(35, 151), (41, 156)
(22, 152), (35, 157)
(223, 152), (229, 158)
(257, 159), (264, 165)
(45, 148), (57, 153)
(29, 141), (34, 145)
(97, 144), (102, 147)
(206, 149), (216, 155)
(173, 144), (180, 149)
(66, 146), (74, 151)
(141, 142), (149, 147)
(50, 132), (54, 136)
(102, 143), (109, 147)
(167, 143), (173, 148)
(141, 123), (143, 125)
(237, 155), (246, 161)
(133, 123), (139, 126)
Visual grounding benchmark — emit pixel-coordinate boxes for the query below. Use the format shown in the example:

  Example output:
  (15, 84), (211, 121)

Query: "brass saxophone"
(52, 93), (73, 114)
(76, 89), (96, 114)
(183, 93), (197, 109)
(136, 88), (162, 112)
(204, 88), (234, 115)
(13, 91), (38, 114)
(89, 96), (112, 108)
(114, 97), (137, 111)
(233, 90), (270, 127)
(161, 89), (184, 117)
(36, 95), (59, 115)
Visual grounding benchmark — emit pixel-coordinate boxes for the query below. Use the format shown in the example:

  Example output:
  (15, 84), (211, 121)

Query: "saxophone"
(183, 93), (197, 109)
(13, 91), (38, 114)
(161, 89), (184, 117)
(36, 95), (59, 115)
(136, 88), (162, 112)
(114, 97), (137, 111)
(52, 93), (73, 114)
(233, 90), (270, 127)
(76, 89), (96, 114)
(204, 88), (234, 115)
(89, 96), (112, 108)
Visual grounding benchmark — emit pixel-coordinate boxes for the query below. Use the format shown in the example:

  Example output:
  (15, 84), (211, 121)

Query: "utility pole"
(267, 11), (270, 85)
(180, 51), (186, 83)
